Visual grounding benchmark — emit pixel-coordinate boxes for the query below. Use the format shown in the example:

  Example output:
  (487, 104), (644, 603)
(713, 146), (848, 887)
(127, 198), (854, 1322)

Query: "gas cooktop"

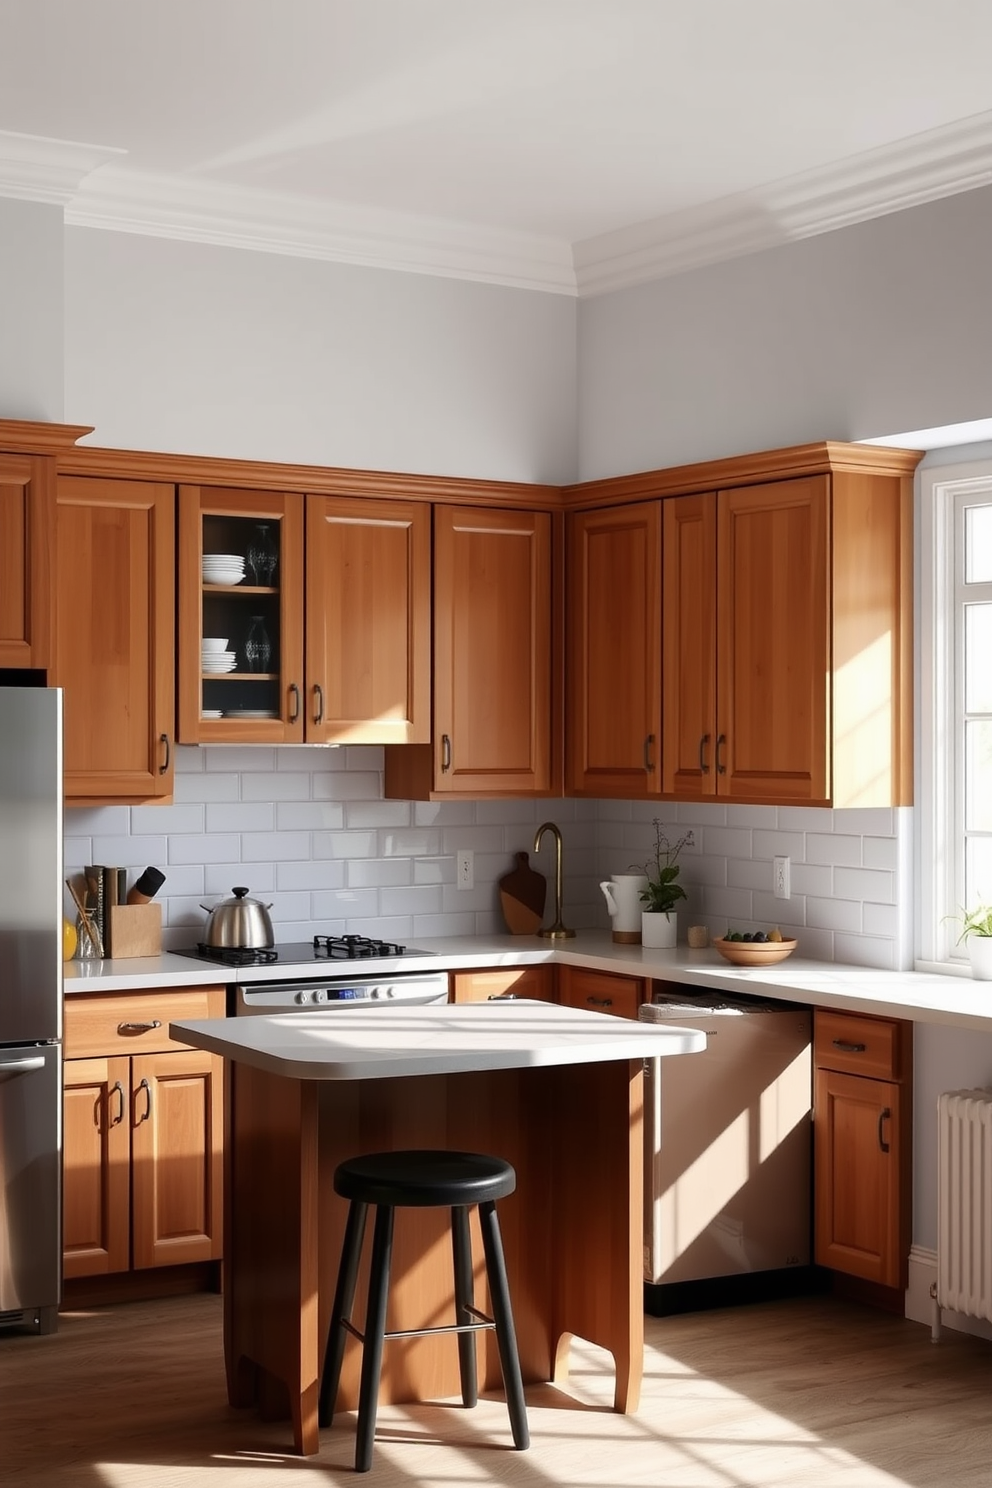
(174, 935), (431, 969)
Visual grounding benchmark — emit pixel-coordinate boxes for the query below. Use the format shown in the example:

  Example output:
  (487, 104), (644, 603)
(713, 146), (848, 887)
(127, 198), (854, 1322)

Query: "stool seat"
(334, 1149), (516, 1208)
(320, 1147), (530, 1472)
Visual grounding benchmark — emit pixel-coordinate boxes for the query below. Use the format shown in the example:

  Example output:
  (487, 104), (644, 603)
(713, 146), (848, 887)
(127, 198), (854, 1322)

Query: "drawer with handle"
(64, 987), (226, 1059)
(557, 966), (646, 1021)
(813, 1009), (908, 1081)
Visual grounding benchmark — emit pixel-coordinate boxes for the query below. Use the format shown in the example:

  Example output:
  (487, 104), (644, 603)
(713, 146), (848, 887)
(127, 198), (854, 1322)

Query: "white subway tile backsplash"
(833, 866), (895, 904)
(63, 758), (913, 968)
(167, 833), (241, 864)
(805, 833), (862, 867)
(242, 771), (311, 801)
(806, 895), (863, 933)
(206, 802), (275, 834)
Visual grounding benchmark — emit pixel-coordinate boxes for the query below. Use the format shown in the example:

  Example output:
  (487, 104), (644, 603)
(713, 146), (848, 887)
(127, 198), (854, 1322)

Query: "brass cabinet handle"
(159, 733), (171, 774)
(441, 734), (452, 772)
(699, 734), (710, 774)
(313, 683), (324, 724)
(109, 1079), (125, 1127)
(832, 1039), (867, 1054)
(878, 1107), (891, 1153)
(643, 735), (655, 773)
(288, 683), (300, 723)
(117, 1020), (162, 1036)
(716, 733), (726, 774)
(136, 1077), (152, 1125)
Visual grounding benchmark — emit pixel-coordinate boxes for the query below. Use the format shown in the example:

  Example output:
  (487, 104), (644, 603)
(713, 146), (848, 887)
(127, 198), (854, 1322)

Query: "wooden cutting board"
(498, 851), (547, 935)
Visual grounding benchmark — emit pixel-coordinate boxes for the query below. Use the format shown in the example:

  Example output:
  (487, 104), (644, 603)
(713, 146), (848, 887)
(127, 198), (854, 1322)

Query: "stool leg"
(355, 1204), (395, 1473)
(478, 1199), (529, 1450)
(451, 1205), (478, 1408)
(319, 1199), (368, 1428)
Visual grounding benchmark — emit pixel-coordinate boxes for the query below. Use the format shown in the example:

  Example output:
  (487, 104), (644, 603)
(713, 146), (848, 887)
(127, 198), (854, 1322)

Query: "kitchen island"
(172, 1000), (705, 1456)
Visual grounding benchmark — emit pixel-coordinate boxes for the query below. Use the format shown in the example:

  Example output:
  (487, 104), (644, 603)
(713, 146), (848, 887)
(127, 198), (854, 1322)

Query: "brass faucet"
(533, 821), (574, 939)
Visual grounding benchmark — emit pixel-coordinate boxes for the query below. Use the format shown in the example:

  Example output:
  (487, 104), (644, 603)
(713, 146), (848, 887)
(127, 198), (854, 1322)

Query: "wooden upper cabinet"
(178, 486), (429, 746)
(565, 502), (662, 796)
(385, 504), (554, 797)
(178, 486), (305, 743)
(305, 494), (430, 745)
(662, 470), (912, 806)
(53, 475), (175, 802)
(0, 452), (54, 669)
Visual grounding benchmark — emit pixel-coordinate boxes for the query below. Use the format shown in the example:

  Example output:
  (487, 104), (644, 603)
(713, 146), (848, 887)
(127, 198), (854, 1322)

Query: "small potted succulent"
(632, 821), (694, 949)
(957, 903), (992, 980)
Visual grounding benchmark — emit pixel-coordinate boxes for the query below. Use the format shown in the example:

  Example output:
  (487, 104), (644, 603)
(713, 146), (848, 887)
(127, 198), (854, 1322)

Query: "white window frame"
(919, 457), (992, 973)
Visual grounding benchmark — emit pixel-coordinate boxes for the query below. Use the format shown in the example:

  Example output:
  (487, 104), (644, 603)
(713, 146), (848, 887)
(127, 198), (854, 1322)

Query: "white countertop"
(170, 999), (707, 1080)
(65, 930), (992, 1032)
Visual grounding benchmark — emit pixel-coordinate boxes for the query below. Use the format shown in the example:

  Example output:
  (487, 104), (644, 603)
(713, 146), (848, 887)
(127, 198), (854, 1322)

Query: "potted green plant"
(632, 821), (694, 949)
(957, 903), (992, 980)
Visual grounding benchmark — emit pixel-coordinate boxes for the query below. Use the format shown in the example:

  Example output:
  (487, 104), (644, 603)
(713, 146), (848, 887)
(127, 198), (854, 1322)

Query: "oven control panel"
(237, 972), (450, 1013)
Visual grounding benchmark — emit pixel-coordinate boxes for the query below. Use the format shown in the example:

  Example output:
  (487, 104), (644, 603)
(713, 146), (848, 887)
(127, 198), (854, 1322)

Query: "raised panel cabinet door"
(177, 485), (305, 743)
(813, 1067), (903, 1288)
(130, 1050), (224, 1270)
(305, 494), (430, 744)
(0, 453), (54, 668)
(54, 476), (175, 801)
(62, 1056), (131, 1279)
(433, 505), (552, 794)
(565, 503), (662, 796)
(661, 493), (718, 797)
(716, 477), (830, 802)
(557, 966), (646, 1020)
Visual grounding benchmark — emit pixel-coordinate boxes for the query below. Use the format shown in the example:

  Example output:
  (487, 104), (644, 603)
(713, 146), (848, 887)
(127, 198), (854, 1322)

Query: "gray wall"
(63, 228), (578, 483)
(578, 183), (992, 478)
(0, 199), (65, 420)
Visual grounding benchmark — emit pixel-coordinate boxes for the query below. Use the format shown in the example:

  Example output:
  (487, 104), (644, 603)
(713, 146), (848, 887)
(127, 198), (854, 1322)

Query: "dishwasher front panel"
(641, 997), (811, 1285)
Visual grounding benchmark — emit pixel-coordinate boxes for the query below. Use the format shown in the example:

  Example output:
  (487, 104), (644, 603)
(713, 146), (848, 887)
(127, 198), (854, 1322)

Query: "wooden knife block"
(108, 903), (162, 959)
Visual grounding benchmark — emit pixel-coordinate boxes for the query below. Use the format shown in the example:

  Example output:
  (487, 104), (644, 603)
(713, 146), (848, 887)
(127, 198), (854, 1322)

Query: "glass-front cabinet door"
(178, 486), (304, 742)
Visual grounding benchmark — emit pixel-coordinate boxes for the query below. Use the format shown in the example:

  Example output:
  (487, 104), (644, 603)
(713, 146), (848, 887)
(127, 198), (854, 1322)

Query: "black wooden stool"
(318, 1149), (530, 1472)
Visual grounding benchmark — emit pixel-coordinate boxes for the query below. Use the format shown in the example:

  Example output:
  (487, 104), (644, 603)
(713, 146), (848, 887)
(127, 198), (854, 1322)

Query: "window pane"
(966, 836), (992, 913)
(966, 721), (992, 830)
(966, 605), (992, 712)
(966, 505), (992, 583)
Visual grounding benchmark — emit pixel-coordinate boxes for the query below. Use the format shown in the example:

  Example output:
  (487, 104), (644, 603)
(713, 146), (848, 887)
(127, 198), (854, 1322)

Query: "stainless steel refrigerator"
(0, 687), (62, 1333)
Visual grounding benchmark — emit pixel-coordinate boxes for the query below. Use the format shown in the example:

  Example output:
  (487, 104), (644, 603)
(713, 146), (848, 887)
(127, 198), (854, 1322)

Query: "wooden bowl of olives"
(713, 931), (798, 966)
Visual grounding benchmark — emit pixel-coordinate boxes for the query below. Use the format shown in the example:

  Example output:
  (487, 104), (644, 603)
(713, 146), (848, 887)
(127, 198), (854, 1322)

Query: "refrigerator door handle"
(0, 1055), (46, 1077)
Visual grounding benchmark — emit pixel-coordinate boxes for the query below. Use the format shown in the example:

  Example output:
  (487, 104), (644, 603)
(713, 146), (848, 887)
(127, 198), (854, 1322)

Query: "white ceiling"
(4, 0), (992, 295)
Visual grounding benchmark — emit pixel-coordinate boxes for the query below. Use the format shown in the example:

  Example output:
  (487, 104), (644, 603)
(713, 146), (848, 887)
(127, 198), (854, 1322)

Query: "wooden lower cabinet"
(813, 1009), (912, 1290)
(557, 966), (646, 1020)
(62, 988), (225, 1281)
(449, 965), (555, 1003)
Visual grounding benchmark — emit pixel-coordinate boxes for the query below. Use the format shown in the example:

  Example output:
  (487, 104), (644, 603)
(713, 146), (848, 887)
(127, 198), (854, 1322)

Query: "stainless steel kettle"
(200, 886), (275, 948)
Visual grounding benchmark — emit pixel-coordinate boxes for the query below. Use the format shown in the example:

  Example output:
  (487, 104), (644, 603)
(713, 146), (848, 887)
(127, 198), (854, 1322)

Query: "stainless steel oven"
(234, 969), (449, 1015)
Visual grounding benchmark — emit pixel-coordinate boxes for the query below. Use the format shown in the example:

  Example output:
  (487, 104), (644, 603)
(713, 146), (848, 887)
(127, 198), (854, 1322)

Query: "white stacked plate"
(230, 709), (278, 719)
(200, 709), (224, 720)
(202, 553), (245, 585)
(202, 649), (237, 673)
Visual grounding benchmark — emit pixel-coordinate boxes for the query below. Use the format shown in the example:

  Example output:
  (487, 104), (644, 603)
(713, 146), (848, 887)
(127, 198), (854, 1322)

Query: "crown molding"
(574, 110), (992, 297)
(0, 129), (125, 205)
(5, 110), (992, 296)
(64, 165), (576, 295)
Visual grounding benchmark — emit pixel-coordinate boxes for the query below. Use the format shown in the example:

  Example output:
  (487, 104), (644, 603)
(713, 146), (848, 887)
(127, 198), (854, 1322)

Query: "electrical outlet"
(456, 849), (474, 891)
(773, 855), (791, 900)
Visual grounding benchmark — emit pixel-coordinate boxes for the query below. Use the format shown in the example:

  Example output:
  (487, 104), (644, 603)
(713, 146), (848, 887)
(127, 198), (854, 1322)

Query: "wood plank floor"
(4, 1292), (992, 1486)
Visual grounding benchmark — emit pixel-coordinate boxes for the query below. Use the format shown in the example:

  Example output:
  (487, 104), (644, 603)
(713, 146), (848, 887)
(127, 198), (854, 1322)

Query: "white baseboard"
(906, 1244), (992, 1342)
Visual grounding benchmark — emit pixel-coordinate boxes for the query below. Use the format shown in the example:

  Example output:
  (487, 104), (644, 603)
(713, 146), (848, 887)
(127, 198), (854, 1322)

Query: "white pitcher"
(600, 874), (649, 943)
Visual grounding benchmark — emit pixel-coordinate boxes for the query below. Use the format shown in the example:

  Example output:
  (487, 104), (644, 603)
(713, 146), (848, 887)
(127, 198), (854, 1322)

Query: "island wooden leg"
(550, 1058), (644, 1411)
(224, 1061), (320, 1455)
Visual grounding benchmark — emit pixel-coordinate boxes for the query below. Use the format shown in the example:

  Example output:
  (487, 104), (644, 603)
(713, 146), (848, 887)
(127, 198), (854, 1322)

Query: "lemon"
(63, 918), (78, 960)
(768, 927), (783, 943)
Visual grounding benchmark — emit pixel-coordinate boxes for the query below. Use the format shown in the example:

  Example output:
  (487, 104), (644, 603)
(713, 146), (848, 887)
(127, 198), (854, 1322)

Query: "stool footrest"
(343, 1307), (495, 1345)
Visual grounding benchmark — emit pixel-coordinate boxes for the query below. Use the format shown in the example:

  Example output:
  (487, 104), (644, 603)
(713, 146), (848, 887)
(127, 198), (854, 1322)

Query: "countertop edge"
(64, 932), (992, 1031)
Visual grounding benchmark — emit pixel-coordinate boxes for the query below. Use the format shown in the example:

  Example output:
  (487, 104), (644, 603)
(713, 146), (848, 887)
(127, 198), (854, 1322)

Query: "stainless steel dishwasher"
(639, 992), (812, 1296)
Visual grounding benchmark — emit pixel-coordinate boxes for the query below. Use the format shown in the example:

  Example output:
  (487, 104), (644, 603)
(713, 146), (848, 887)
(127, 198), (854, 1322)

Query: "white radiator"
(931, 1089), (992, 1342)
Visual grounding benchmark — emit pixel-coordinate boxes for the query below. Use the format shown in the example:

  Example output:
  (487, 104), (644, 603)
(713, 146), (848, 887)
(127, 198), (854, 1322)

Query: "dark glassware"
(244, 615), (272, 673)
(246, 523), (278, 586)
